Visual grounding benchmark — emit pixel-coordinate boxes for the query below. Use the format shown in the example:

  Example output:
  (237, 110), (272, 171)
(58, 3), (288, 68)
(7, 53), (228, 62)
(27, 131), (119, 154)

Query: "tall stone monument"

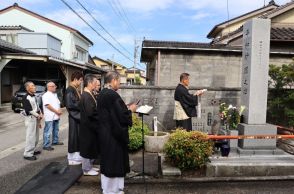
(238, 18), (279, 154)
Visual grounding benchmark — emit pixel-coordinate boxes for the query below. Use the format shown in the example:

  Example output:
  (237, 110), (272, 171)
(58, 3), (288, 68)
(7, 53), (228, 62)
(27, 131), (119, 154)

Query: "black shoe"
(43, 147), (54, 151)
(24, 156), (37, 161)
(34, 151), (41, 155)
(52, 142), (64, 146)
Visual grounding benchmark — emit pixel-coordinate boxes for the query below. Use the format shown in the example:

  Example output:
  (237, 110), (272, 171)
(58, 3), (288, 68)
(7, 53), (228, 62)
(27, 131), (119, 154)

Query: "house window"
(207, 112), (212, 126)
(74, 46), (87, 62)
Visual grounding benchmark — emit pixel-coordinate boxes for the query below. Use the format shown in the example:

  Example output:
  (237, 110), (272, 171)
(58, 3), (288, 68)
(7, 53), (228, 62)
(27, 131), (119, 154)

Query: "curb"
(125, 175), (294, 184)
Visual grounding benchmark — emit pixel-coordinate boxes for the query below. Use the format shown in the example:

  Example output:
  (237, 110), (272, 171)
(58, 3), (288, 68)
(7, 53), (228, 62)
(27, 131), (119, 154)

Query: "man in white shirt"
(42, 82), (63, 151)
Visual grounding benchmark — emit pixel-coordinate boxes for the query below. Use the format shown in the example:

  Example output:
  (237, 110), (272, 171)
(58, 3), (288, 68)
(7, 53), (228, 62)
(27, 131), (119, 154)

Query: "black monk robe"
(97, 88), (132, 177)
(174, 84), (198, 131)
(65, 85), (81, 153)
(80, 92), (99, 159)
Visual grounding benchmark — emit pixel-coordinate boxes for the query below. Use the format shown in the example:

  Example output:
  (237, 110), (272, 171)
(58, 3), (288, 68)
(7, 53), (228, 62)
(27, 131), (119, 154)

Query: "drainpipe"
(157, 50), (161, 86)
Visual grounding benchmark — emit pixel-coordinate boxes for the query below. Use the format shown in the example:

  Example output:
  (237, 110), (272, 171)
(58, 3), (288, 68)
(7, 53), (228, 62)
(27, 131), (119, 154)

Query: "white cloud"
(180, 0), (291, 17)
(190, 13), (211, 21)
(117, 0), (175, 12)
(1, 0), (51, 8)
(44, 8), (108, 30)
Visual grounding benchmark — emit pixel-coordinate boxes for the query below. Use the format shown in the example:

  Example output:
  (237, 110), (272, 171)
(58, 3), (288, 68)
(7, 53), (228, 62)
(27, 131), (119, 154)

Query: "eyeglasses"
(48, 85), (56, 88)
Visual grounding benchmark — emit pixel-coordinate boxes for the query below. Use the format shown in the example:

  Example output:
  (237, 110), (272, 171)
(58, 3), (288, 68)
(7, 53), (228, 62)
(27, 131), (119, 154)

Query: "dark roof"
(260, 1), (294, 18)
(0, 3), (93, 45)
(0, 38), (34, 54)
(0, 25), (33, 32)
(271, 27), (294, 41)
(207, 3), (278, 38)
(213, 26), (294, 44)
(142, 40), (228, 49)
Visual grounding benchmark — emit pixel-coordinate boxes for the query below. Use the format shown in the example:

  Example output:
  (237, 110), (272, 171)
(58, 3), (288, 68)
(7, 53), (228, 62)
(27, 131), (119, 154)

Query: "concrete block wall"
(119, 86), (241, 133)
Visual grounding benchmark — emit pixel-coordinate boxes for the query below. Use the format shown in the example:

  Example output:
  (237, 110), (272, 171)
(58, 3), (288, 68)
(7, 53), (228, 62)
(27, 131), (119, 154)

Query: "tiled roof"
(271, 27), (294, 41)
(0, 38), (34, 54)
(0, 25), (33, 32)
(213, 26), (294, 44)
(260, 1), (294, 18)
(142, 40), (229, 49)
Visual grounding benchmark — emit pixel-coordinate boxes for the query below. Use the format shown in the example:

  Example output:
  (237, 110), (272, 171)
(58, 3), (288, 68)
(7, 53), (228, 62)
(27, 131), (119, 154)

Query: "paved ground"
(0, 109), (69, 194)
(67, 176), (294, 194)
(1, 109), (294, 194)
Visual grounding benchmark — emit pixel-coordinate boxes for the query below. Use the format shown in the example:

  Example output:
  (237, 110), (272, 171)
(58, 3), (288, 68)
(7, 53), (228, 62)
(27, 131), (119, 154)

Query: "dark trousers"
(176, 118), (192, 131)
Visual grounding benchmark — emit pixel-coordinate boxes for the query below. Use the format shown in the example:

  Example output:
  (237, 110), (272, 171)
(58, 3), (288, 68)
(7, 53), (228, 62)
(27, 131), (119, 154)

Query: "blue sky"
(1, 0), (291, 69)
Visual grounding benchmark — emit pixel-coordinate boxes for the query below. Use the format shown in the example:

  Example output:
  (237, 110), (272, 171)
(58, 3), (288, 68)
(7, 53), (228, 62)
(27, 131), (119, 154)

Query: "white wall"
(0, 9), (90, 62)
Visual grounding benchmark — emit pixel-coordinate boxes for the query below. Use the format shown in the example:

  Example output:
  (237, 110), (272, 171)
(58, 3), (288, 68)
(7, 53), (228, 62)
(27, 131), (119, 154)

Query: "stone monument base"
(238, 123), (277, 153)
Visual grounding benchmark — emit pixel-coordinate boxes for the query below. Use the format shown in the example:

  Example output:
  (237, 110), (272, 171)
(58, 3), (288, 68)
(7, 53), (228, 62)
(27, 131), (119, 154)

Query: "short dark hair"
(71, 71), (83, 82)
(180, 73), (190, 82)
(84, 74), (97, 87)
(104, 71), (120, 84)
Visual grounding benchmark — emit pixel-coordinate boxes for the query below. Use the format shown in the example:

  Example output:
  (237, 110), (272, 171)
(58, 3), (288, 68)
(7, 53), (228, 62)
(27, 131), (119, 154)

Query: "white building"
(0, 3), (93, 63)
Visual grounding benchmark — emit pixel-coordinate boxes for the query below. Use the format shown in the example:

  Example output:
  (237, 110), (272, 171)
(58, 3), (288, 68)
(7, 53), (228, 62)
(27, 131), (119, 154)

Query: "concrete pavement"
(0, 110), (69, 194)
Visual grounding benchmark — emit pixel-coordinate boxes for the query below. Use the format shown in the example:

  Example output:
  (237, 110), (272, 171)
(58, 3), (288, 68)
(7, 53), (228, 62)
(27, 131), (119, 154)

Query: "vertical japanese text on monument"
(242, 29), (250, 96)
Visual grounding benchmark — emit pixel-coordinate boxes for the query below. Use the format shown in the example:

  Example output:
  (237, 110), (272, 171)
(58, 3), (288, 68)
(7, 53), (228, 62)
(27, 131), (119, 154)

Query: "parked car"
(11, 79), (65, 113)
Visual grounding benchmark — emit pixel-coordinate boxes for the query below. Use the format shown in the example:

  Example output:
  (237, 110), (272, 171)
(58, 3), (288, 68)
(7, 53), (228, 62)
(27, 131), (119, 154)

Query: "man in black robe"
(174, 73), (204, 131)
(65, 71), (83, 165)
(80, 74), (99, 176)
(97, 71), (137, 193)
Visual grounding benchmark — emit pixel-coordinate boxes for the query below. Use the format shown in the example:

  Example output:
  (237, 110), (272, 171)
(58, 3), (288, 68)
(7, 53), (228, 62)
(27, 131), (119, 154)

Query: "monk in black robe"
(80, 74), (99, 176)
(97, 71), (137, 193)
(65, 71), (83, 165)
(174, 73), (204, 131)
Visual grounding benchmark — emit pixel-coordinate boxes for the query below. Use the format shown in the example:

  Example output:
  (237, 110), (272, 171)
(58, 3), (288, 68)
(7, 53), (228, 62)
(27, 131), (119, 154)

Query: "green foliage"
(128, 114), (150, 151)
(164, 129), (213, 170)
(268, 63), (294, 127)
(134, 76), (141, 85)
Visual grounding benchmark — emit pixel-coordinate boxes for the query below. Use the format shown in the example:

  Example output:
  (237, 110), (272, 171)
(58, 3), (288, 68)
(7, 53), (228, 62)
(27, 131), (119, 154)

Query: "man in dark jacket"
(97, 71), (137, 194)
(65, 71), (83, 165)
(174, 73), (204, 131)
(80, 74), (99, 176)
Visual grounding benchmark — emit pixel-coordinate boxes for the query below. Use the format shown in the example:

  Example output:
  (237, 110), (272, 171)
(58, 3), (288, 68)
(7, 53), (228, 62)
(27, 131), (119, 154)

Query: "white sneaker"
(83, 169), (99, 176)
(92, 167), (100, 172)
(68, 160), (82, 165)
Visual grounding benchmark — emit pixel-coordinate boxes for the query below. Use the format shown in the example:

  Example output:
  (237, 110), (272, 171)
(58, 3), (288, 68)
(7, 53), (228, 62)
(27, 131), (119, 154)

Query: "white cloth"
(173, 100), (189, 120)
(68, 152), (82, 162)
(42, 91), (60, 121)
(101, 174), (124, 194)
(24, 116), (39, 157)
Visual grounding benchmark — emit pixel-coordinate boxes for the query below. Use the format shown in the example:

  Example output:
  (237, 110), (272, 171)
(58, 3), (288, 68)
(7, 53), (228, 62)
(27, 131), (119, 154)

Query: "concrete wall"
(118, 86), (240, 133)
(149, 51), (293, 87)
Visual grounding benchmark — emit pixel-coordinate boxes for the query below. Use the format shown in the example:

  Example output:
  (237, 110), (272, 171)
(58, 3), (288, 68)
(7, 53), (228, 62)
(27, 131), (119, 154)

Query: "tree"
(267, 62), (294, 127)
(134, 76), (141, 85)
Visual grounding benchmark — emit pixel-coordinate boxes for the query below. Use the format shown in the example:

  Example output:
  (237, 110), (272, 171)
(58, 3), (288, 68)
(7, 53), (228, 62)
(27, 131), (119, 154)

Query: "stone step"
(207, 154), (294, 177)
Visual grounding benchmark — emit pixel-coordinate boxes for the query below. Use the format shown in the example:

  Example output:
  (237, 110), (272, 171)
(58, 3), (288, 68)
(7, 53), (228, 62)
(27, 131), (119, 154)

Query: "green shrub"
(164, 129), (213, 170)
(128, 114), (150, 151)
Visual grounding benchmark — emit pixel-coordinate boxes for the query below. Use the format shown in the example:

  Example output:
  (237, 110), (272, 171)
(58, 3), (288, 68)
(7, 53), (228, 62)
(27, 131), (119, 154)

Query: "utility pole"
(111, 54), (114, 70)
(133, 39), (139, 85)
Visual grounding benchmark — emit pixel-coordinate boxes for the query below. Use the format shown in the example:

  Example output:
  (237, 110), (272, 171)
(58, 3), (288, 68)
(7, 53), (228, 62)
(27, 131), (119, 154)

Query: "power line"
(106, 0), (134, 35)
(75, 0), (132, 56)
(114, 0), (136, 33)
(60, 0), (134, 63)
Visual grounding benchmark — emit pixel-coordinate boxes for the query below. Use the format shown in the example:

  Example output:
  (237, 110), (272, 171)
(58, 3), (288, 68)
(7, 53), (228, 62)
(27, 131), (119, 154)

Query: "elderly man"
(22, 81), (43, 161)
(174, 73), (204, 131)
(97, 71), (137, 194)
(42, 82), (63, 151)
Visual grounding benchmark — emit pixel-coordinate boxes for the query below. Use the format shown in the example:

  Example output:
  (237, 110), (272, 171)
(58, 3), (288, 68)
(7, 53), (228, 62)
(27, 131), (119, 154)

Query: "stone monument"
(238, 18), (280, 154)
